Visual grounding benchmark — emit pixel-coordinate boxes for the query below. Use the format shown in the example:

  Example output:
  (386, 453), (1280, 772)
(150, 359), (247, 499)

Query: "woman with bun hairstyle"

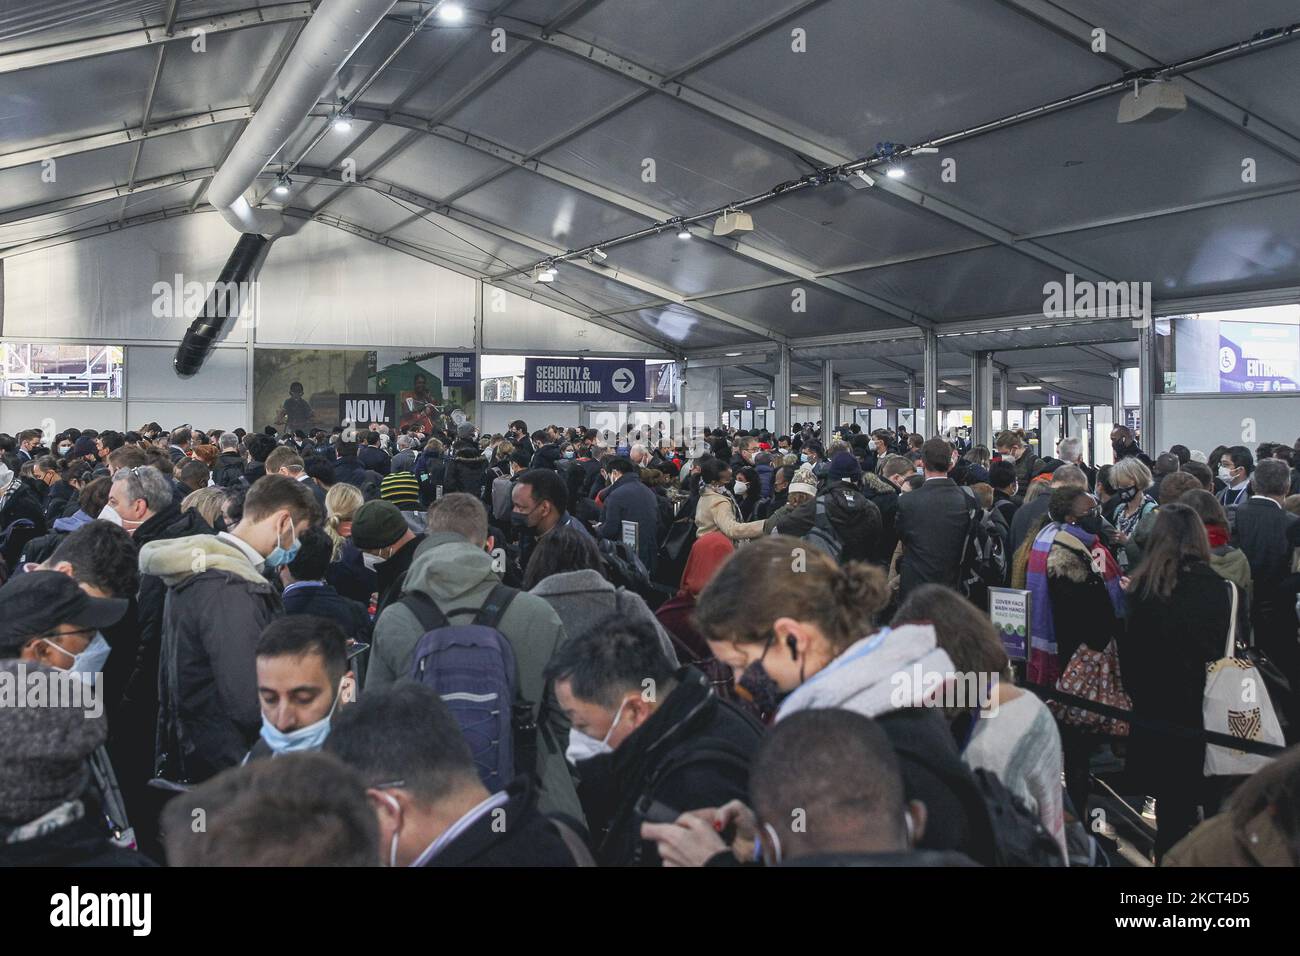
(695, 535), (953, 723)
(694, 536), (1004, 862)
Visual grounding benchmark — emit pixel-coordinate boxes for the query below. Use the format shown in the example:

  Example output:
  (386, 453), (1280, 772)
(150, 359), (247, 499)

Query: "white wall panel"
(1152, 394), (1300, 457)
(254, 222), (476, 349)
(126, 345), (247, 401)
(0, 399), (122, 434)
(2, 214), (248, 344)
(126, 401), (248, 433)
(480, 402), (584, 436)
(483, 290), (665, 355)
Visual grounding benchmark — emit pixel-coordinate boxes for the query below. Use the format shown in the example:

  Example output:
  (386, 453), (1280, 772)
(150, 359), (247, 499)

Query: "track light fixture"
(273, 174), (292, 196)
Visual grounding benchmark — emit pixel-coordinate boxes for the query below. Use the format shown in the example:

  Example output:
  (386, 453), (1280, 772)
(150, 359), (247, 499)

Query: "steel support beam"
(970, 351), (994, 448)
(922, 330), (939, 437)
(774, 346), (792, 437)
(821, 359), (836, 437)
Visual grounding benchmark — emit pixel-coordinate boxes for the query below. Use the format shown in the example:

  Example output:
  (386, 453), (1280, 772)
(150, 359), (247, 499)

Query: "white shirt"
(409, 790), (511, 867)
(217, 531), (266, 572)
(1249, 495), (1282, 509)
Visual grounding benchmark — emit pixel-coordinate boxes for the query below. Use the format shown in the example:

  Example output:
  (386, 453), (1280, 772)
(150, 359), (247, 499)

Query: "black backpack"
(957, 488), (1007, 609)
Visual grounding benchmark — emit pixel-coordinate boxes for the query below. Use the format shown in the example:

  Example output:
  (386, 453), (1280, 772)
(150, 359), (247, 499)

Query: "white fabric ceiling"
(1, 0), (1298, 398)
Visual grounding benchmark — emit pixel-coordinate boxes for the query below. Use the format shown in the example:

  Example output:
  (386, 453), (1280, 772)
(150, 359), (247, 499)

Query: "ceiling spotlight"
(590, 247), (608, 262)
(438, 3), (465, 22)
(713, 207), (754, 236)
(331, 113), (352, 133)
(273, 174), (292, 196)
(677, 225), (692, 240)
(849, 390), (868, 396)
(733, 394), (749, 398)
(724, 352), (742, 357)
(1015, 384), (1043, 391)
(533, 263), (556, 283)
(885, 166), (906, 179)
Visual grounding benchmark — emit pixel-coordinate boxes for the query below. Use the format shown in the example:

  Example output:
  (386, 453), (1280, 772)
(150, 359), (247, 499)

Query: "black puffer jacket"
(576, 667), (763, 867)
(211, 452), (246, 488)
(445, 446), (489, 500)
(770, 483), (882, 564)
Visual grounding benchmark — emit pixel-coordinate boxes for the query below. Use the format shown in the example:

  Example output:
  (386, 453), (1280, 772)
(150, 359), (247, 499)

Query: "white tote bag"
(1203, 581), (1285, 775)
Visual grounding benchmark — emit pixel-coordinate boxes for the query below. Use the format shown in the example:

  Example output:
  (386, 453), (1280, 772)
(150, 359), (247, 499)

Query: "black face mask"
(1077, 512), (1104, 535)
(737, 659), (782, 724)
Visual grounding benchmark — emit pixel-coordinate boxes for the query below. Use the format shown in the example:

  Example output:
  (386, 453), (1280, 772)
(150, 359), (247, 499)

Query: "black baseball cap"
(0, 571), (128, 655)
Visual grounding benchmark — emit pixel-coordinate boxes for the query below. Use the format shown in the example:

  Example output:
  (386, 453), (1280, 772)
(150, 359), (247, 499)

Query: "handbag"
(1204, 581), (1286, 775)
(1050, 640), (1132, 736)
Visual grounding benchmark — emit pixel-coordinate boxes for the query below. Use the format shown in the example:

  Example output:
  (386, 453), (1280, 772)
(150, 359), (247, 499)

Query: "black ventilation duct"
(173, 233), (272, 377)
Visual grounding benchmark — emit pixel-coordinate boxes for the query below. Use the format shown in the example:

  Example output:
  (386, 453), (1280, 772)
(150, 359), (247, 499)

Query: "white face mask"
(362, 551), (386, 570)
(1218, 465), (1233, 482)
(98, 504), (124, 526)
(565, 697), (628, 764)
(733, 480), (749, 496)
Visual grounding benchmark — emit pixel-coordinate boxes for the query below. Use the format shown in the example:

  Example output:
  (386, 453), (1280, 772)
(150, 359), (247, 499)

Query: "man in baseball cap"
(351, 499), (423, 617)
(0, 570), (128, 673)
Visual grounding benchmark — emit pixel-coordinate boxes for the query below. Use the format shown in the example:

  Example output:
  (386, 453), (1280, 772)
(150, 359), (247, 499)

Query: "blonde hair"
(325, 483), (365, 561)
(1111, 456), (1153, 491)
(182, 487), (226, 527)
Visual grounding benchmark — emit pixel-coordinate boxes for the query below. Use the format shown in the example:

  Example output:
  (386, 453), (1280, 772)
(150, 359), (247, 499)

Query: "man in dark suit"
(1231, 458), (1300, 719)
(266, 446), (327, 511)
(894, 438), (971, 598)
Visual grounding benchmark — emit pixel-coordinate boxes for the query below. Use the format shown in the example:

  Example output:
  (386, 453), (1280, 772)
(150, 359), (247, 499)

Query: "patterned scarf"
(1026, 522), (1125, 686)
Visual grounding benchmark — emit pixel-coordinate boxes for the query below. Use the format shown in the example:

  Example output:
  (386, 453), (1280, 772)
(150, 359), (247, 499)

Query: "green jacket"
(366, 532), (582, 822)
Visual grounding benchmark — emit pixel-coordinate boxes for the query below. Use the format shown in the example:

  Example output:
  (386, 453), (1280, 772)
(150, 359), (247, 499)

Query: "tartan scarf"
(1026, 522), (1125, 686)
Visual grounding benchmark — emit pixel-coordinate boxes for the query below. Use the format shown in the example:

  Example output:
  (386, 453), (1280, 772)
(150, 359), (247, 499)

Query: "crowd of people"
(0, 415), (1298, 868)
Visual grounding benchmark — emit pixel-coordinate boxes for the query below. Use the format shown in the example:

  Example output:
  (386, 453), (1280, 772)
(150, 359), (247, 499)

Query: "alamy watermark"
(151, 274), (260, 324)
(889, 664), (1000, 716)
(0, 663), (102, 719)
(1043, 273), (1151, 329)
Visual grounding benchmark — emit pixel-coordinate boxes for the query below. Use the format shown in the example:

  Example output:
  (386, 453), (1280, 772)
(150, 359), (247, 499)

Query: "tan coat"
(695, 485), (765, 542)
(1162, 808), (1293, 867)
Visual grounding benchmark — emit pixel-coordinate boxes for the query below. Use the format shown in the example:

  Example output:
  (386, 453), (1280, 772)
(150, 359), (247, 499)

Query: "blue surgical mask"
(264, 519), (300, 568)
(44, 632), (111, 685)
(800, 454), (809, 464)
(563, 450), (575, 459)
(259, 680), (343, 755)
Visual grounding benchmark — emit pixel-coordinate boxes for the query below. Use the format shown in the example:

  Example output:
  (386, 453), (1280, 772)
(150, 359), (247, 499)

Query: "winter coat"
(1164, 807), (1294, 867)
(598, 473), (660, 571)
(282, 582), (372, 644)
(212, 452), (246, 488)
(365, 531), (581, 822)
(576, 667), (762, 866)
(529, 569), (678, 666)
(775, 623), (954, 722)
(445, 447), (490, 500)
(694, 485), (764, 542)
(139, 533), (282, 783)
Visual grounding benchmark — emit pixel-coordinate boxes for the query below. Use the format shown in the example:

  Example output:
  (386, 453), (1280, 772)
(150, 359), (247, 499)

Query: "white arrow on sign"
(611, 367), (635, 394)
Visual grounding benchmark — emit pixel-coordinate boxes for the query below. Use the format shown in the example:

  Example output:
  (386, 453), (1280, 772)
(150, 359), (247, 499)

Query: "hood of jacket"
(1209, 545), (1252, 589)
(138, 533), (268, 588)
(776, 624), (954, 721)
(528, 568), (612, 599)
(405, 531), (499, 603)
(452, 446), (487, 464)
(1045, 530), (1092, 583)
(52, 510), (94, 533)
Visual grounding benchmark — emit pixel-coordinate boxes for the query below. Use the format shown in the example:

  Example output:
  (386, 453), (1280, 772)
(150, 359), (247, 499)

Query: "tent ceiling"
(2, 0), (1298, 369)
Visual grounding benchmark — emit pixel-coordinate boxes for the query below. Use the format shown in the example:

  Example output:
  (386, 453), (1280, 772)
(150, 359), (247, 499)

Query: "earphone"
(786, 634), (798, 660)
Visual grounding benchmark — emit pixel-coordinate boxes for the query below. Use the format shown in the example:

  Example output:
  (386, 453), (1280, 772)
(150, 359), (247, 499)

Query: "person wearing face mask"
(244, 617), (355, 762)
(1216, 445), (1254, 512)
(1099, 457), (1157, 573)
(546, 619), (762, 867)
(325, 683), (584, 866)
(994, 431), (1044, 499)
(0, 569), (126, 677)
(643, 709), (975, 868)
(350, 500), (424, 618)
(694, 459), (765, 544)
(31, 455), (72, 524)
(139, 475), (320, 784)
(694, 539), (1008, 861)
(1110, 424), (1153, 469)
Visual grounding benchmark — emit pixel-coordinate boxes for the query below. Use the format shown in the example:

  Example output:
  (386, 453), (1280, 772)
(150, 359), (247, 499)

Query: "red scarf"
(1207, 525), (1229, 548)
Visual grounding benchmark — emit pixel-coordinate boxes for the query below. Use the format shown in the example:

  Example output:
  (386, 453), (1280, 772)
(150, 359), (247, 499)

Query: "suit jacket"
(895, 476), (970, 597)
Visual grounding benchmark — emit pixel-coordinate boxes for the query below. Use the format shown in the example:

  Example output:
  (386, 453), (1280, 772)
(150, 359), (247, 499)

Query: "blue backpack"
(401, 585), (534, 792)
